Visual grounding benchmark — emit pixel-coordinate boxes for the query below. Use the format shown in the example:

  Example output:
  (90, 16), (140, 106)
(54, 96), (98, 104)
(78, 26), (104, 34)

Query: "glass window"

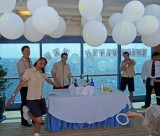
(42, 43), (81, 96)
(0, 43), (40, 102)
(121, 43), (151, 96)
(83, 43), (118, 87)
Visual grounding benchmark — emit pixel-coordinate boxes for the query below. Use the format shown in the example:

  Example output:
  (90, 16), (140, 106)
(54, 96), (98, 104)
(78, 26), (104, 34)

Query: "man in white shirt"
(17, 46), (32, 126)
(141, 52), (160, 108)
(51, 53), (71, 89)
(120, 52), (136, 109)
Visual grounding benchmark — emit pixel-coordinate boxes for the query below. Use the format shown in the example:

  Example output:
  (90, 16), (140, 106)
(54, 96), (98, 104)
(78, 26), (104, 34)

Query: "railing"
(0, 73), (142, 80)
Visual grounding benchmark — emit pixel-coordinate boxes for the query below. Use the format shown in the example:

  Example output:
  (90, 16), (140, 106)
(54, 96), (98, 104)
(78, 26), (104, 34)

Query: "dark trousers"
(20, 87), (28, 123)
(154, 81), (160, 105)
(53, 85), (69, 89)
(145, 78), (160, 106)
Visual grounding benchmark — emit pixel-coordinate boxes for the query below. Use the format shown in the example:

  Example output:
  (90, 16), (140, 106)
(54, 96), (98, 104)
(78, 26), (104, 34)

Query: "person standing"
(120, 52), (136, 109)
(17, 46), (32, 126)
(6, 57), (59, 136)
(51, 53), (71, 89)
(141, 52), (160, 108)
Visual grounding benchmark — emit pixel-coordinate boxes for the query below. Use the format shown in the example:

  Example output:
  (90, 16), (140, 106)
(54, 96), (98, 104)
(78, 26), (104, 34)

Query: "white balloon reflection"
(70, 53), (80, 64)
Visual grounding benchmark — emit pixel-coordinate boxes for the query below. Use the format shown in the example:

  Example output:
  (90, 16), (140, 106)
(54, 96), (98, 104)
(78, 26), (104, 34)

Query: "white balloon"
(81, 14), (102, 27)
(0, 13), (24, 40)
(106, 60), (115, 70)
(0, 0), (16, 13)
(112, 21), (137, 45)
(83, 20), (107, 47)
(49, 16), (66, 38)
(27, 0), (48, 15)
(85, 56), (94, 66)
(108, 13), (123, 29)
(79, 0), (103, 20)
(144, 4), (160, 19)
(123, 1), (144, 22)
(24, 17), (44, 42)
(70, 53), (80, 64)
(32, 6), (59, 35)
(136, 15), (159, 36)
(141, 28), (160, 47)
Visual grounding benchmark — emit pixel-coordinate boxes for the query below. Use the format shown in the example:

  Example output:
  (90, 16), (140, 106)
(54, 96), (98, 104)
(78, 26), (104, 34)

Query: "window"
(83, 43), (118, 87)
(0, 43), (40, 102)
(121, 43), (151, 96)
(42, 43), (81, 95)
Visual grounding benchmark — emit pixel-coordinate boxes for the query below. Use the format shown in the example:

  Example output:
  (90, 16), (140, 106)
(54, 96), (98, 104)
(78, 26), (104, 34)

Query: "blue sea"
(0, 56), (149, 102)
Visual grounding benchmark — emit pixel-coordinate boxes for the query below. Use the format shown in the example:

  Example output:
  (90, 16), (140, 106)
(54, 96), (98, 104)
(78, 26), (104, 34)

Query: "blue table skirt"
(47, 104), (131, 132)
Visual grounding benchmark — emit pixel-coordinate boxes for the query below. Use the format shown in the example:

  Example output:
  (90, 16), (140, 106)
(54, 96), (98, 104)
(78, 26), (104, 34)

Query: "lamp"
(16, 10), (31, 16)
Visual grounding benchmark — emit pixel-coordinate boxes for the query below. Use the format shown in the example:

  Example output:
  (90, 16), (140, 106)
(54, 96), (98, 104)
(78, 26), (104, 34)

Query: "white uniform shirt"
(17, 57), (32, 87)
(22, 67), (48, 100)
(141, 60), (160, 80)
(120, 59), (136, 78)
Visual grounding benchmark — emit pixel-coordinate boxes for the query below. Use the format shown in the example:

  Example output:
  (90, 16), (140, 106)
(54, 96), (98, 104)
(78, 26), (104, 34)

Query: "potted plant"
(0, 57), (7, 120)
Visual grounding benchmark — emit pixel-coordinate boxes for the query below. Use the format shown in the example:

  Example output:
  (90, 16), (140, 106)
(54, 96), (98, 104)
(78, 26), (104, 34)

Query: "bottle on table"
(100, 80), (104, 93)
(90, 78), (94, 86)
(74, 79), (79, 87)
(81, 74), (84, 85)
(86, 75), (89, 85)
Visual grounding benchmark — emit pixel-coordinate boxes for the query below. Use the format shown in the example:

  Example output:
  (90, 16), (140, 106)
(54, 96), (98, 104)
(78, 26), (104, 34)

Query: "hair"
(33, 57), (48, 73)
(123, 52), (129, 56)
(21, 46), (30, 51)
(152, 52), (160, 58)
(61, 53), (68, 57)
(143, 105), (160, 135)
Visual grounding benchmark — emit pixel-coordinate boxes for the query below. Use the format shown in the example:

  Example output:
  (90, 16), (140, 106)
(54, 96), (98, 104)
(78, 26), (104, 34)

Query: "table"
(46, 88), (130, 132)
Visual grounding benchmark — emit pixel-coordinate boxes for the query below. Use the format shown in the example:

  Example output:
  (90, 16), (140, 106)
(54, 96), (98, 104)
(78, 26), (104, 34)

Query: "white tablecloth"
(47, 88), (129, 124)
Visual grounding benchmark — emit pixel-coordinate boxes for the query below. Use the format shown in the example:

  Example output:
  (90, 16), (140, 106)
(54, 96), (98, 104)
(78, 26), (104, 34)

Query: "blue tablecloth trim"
(47, 104), (131, 132)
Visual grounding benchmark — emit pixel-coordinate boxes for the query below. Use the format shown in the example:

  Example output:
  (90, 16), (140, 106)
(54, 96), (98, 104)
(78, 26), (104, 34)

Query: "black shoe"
(32, 120), (44, 125)
(21, 121), (32, 127)
(141, 105), (149, 108)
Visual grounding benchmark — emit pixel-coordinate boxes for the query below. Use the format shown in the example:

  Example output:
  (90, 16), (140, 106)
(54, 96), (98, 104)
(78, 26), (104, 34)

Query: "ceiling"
(15, 0), (160, 24)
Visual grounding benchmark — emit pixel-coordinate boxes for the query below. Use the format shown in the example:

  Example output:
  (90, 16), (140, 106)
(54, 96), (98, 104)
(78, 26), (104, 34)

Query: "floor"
(0, 102), (148, 136)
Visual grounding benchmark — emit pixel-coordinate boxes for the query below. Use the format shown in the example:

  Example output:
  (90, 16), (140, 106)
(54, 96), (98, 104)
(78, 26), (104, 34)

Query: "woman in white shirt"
(6, 57), (59, 136)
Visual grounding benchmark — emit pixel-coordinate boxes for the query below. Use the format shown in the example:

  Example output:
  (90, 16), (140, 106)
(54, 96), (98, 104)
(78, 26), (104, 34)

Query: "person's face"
(61, 55), (68, 62)
(156, 55), (160, 61)
(22, 48), (30, 59)
(123, 53), (130, 60)
(153, 55), (160, 61)
(37, 59), (46, 69)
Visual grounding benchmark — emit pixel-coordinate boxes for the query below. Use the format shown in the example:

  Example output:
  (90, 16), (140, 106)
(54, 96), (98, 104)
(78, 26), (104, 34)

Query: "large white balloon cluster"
(0, 0), (67, 41)
(27, 0), (66, 41)
(78, 0), (107, 47)
(0, 0), (24, 40)
(109, 1), (160, 47)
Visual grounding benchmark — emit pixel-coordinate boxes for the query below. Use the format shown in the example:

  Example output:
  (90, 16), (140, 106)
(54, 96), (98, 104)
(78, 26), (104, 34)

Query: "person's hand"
(53, 82), (61, 88)
(143, 80), (146, 84)
(5, 97), (14, 107)
(152, 78), (159, 82)
(126, 111), (144, 120)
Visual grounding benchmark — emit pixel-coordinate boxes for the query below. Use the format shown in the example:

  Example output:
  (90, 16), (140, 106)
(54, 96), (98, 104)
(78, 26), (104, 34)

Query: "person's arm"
(6, 80), (25, 106)
(126, 111), (145, 120)
(17, 61), (25, 78)
(152, 78), (160, 82)
(141, 62), (147, 84)
(45, 78), (60, 87)
(120, 61), (127, 71)
(51, 64), (61, 86)
(67, 66), (71, 84)
(129, 59), (136, 66)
